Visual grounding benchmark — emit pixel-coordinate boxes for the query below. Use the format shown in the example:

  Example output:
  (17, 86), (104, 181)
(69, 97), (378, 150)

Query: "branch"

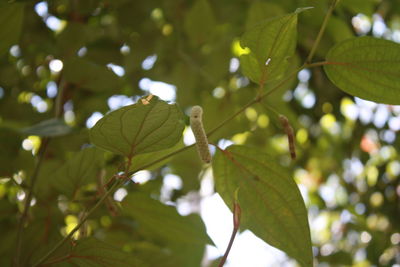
(13, 73), (67, 267)
(32, 157), (133, 267)
(218, 198), (241, 267)
(13, 138), (50, 267)
(306, 0), (339, 63)
(31, 56), (326, 266)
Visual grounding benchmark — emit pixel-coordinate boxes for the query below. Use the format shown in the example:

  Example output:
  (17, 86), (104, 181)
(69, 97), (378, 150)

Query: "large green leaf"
(213, 145), (312, 266)
(0, 3), (24, 57)
(240, 8), (309, 84)
(52, 147), (103, 199)
(50, 237), (146, 267)
(90, 96), (185, 158)
(122, 193), (212, 245)
(63, 58), (122, 91)
(324, 36), (400, 105)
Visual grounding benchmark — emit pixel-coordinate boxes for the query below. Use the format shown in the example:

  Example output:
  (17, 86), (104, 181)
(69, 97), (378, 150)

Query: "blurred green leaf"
(52, 147), (103, 198)
(213, 145), (312, 266)
(57, 22), (92, 56)
(22, 119), (72, 137)
(338, 0), (375, 15)
(51, 237), (146, 266)
(319, 250), (353, 265)
(63, 58), (122, 91)
(245, 1), (285, 30)
(130, 139), (185, 172)
(90, 96), (185, 158)
(0, 127), (22, 176)
(122, 192), (212, 245)
(324, 37), (400, 105)
(0, 2), (24, 57)
(184, 0), (216, 45)
(240, 8), (308, 84)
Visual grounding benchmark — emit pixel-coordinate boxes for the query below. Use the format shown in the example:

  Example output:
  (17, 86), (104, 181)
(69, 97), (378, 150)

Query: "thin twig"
(32, 179), (121, 267)
(218, 200), (241, 267)
(13, 138), (50, 267)
(32, 157), (133, 267)
(306, 0), (338, 63)
(32, 59), (327, 266)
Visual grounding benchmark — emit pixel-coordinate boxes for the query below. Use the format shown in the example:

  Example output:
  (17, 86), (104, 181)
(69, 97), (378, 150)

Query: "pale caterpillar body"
(279, 115), (296, 160)
(190, 106), (212, 163)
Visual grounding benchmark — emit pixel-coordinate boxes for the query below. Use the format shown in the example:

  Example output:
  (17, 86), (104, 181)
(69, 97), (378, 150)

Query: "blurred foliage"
(0, 0), (400, 266)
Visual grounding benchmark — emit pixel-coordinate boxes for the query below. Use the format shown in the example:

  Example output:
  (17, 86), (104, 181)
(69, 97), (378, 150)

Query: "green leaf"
(129, 139), (185, 172)
(213, 145), (312, 266)
(51, 237), (146, 266)
(240, 9), (306, 84)
(90, 96), (185, 158)
(122, 192), (212, 245)
(338, 0), (375, 16)
(63, 58), (121, 91)
(324, 37), (400, 105)
(0, 3), (24, 57)
(184, 0), (216, 45)
(245, 1), (285, 30)
(22, 119), (72, 137)
(52, 147), (103, 198)
(57, 22), (92, 56)
(0, 127), (22, 176)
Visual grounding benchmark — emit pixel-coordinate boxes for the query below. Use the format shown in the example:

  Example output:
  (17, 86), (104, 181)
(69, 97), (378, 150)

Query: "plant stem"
(13, 138), (50, 267)
(305, 0), (338, 63)
(218, 226), (239, 267)
(218, 201), (241, 267)
(14, 74), (67, 267)
(32, 157), (134, 267)
(32, 179), (121, 267)
(304, 61), (329, 69)
(31, 56), (325, 266)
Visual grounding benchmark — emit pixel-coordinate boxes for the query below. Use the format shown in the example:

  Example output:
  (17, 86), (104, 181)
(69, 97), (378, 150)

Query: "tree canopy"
(1, 0), (400, 266)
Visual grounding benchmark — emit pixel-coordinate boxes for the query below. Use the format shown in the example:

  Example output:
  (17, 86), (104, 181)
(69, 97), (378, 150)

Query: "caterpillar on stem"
(190, 106), (212, 163)
(279, 114), (296, 160)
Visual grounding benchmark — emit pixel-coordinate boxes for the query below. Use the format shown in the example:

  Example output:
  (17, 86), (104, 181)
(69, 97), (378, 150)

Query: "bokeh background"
(0, 0), (399, 266)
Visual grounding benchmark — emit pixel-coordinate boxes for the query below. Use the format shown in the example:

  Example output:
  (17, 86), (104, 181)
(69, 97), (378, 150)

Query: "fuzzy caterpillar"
(279, 115), (296, 160)
(190, 106), (211, 163)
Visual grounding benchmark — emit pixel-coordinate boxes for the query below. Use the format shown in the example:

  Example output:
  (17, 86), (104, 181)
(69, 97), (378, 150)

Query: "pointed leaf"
(213, 145), (312, 266)
(0, 3), (24, 57)
(240, 9), (305, 84)
(22, 118), (72, 137)
(52, 147), (103, 198)
(90, 96), (185, 157)
(122, 193), (212, 245)
(324, 36), (400, 104)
